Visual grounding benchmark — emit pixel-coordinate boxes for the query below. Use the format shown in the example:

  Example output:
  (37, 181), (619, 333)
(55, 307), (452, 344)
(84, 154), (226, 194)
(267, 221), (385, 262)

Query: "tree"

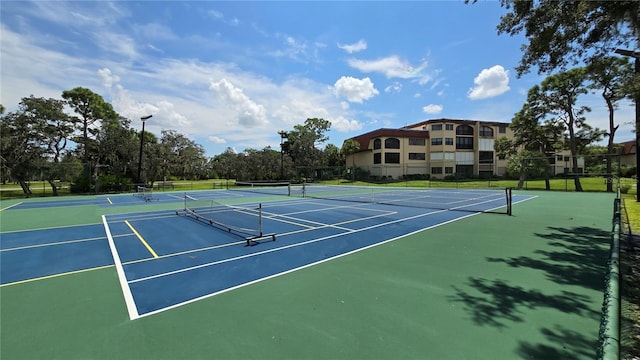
(93, 116), (139, 191)
(534, 68), (592, 191)
(490, 0), (639, 76)
(211, 147), (239, 181)
(323, 144), (342, 167)
(20, 96), (75, 195)
(159, 130), (206, 181)
(503, 98), (563, 190)
(0, 99), (48, 195)
(586, 56), (634, 191)
(340, 139), (361, 182)
(61, 87), (118, 163)
(284, 118), (331, 180)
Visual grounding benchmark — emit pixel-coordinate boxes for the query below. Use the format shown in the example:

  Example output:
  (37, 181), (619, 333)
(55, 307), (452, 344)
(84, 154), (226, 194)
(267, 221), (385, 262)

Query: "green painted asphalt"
(0, 190), (615, 359)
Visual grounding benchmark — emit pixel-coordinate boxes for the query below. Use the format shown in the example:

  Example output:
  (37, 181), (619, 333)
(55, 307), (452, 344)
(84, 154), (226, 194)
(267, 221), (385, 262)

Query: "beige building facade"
(345, 118), (583, 180)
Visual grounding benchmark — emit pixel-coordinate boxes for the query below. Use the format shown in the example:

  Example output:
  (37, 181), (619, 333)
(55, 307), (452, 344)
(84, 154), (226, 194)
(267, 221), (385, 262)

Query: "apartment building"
(345, 118), (583, 180)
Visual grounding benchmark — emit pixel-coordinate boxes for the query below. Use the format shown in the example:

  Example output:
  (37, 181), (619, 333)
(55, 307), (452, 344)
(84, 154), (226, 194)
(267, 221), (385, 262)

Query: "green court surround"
(0, 190), (614, 359)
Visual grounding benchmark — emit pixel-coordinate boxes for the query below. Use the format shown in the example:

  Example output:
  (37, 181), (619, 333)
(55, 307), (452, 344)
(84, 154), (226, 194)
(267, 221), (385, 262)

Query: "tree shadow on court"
(449, 225), (611, 358)
(515, 326), (598, 360)
(486, 226), (610, 292)
(450, 279), (595, 329)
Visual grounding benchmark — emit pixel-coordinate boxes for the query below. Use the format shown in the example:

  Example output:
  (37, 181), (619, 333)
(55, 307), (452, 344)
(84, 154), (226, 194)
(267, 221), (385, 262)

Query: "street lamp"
(614, 48), (640, 201)
(137, 115), (153, 184)
(278, 130), (288, 180)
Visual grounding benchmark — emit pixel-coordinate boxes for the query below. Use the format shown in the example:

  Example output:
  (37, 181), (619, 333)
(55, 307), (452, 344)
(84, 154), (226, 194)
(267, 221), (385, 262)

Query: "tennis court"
(0, 186), (615, 359)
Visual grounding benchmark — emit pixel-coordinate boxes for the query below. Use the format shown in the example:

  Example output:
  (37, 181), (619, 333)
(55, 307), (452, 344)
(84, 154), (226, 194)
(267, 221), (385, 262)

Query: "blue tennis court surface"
(1, 187), (535, 319)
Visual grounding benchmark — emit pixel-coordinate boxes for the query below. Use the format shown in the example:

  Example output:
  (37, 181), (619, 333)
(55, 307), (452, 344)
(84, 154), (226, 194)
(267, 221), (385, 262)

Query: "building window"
(456, 137), (474, 149)
(409, 137), (425, 146)
(445, 137), (453, 145)
(446, 124), (454, 131)
(479, 151), (494, 164)
(479, 126), (494, 137)
(557, 155), (563, 161)
(431, 167), (443, 174)
(431, 138), (443, 146)
(373, 153), (381, 164)
(499, 126), (507, 134)
(456, 125), (474, 135)
(445, 167), (453, 174)
(373, 138), (381, 150)
(409, 152), (425, 160)
(385, 152), (400, 163)
(432, 124), (443, 131)
(385, 138), (400, 149)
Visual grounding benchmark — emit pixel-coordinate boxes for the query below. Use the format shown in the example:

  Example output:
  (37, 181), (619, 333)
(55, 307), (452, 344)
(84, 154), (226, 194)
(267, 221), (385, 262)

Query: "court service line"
(0, 264), (114, 287)
(123, 240), (247, 265)
(128, 208), (449, 284)
(102, 215), (140, 320)
(267, 210), (397, 233)
(0, 235), (115, 252)
(134, 208), (476, 320)
(0, 221), (104, 234)
(124, 220), (159, 259)
(125, 209), (398, 266)
(0, 202), (22, 211)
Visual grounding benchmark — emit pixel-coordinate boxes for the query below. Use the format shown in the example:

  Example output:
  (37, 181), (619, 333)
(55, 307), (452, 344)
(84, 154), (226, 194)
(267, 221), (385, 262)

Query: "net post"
(258, 203), (263, 237)
(506, 187), (512, 216)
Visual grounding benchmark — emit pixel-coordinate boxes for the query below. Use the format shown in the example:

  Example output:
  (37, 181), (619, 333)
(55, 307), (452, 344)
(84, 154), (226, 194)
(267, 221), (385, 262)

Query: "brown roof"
(348, 128), (429, 151)
(403, 118), (510, 129)
(618, 140), (636, 155)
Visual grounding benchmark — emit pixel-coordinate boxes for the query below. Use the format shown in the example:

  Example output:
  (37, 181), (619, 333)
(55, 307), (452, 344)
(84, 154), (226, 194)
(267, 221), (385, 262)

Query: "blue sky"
(1, 1), (635, 157)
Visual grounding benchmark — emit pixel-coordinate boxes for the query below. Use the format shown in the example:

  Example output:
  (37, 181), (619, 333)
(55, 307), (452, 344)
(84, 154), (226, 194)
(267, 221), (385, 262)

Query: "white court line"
(102, 215), (140, 320)
(123, 193), (540, 319)
(0, 264), (114, 287)
(0, 234), (123, 252)
(133, 207), (479, 320)
(128, 208), (447, 284)
(0, 221), (104, 234)
(0, 202), (23, 211)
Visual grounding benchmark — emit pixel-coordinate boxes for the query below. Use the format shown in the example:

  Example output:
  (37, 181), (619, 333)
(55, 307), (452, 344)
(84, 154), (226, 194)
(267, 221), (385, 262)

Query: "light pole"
(137, 115), (153, 185)
(278, 130), (288, 180)
(614, 48), (640, 201)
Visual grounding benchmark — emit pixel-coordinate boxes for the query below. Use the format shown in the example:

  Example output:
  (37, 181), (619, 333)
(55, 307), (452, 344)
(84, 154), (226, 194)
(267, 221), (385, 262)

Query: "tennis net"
(298, 184), (513, 215)
(134, 186), (154, 202)
(175, 193), (276, 246)
(232, 181), (292, 196)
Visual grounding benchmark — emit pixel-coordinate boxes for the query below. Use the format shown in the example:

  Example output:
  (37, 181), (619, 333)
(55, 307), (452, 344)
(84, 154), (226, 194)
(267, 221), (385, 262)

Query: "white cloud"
(268, 34), (320, 63)
(330, 116), (363, 132)
(332, 76), (379, 103)
(95, 32), (139, 60)
(467, 65), (510, 100)
(0, 17), (378, 156)
(210, 79), (268, 127)
(423, 104), (443, 114)
(348, 56), (430, 82)
(337, 39), (367, 54)
(384, 82), (402, 93)
(208, 136), (227, 144)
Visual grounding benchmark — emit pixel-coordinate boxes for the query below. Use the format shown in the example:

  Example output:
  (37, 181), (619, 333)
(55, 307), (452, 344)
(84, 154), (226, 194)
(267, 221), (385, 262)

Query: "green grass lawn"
(2, 177), (634, 200)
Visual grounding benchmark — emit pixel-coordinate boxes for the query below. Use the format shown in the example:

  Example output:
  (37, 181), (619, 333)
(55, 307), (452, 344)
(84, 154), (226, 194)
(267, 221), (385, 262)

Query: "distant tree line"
(0, 88), (352, 197)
